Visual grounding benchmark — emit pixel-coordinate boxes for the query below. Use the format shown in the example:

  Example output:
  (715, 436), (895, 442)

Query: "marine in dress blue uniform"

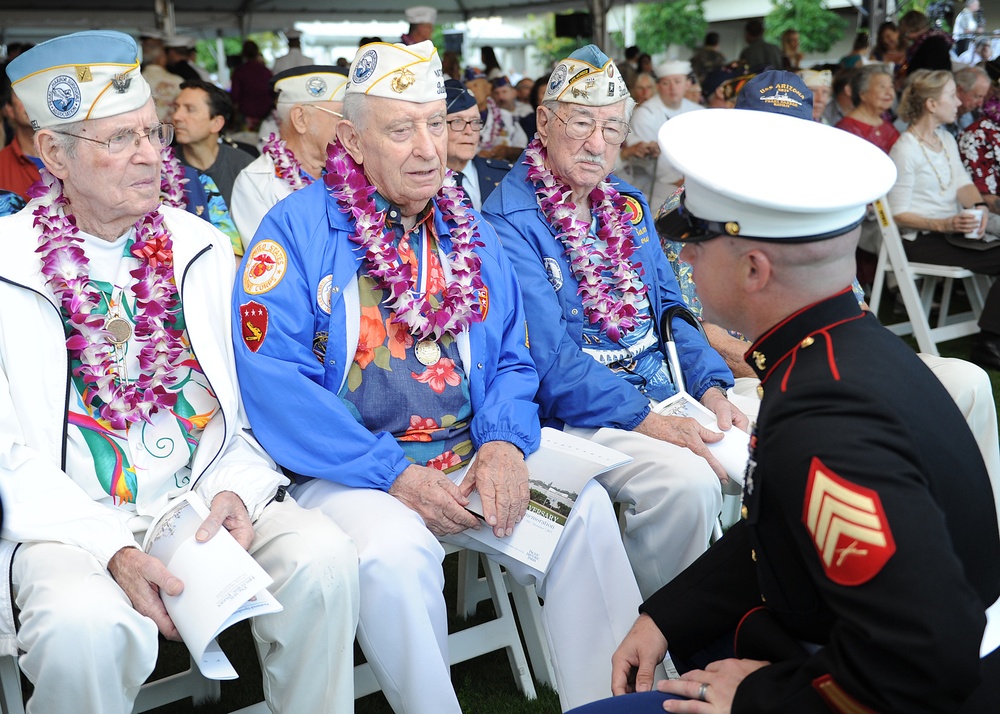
(586, 108), (1000, 714)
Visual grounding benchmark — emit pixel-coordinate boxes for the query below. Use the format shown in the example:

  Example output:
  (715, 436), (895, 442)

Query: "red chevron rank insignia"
(802, 457), (895, 586)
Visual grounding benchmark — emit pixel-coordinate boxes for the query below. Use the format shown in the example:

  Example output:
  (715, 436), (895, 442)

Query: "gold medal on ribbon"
(105, 316), (132, 345)
(414, 340), (441, 366)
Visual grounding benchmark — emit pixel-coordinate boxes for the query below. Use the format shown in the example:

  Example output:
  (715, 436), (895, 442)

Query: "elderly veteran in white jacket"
(231, 64), (348, 247)
(0, 31), (359, 714)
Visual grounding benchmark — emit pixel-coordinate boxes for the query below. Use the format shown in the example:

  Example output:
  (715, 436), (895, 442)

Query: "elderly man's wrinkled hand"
(196, 490), (254, 550)
(611, 613), (668, 696)
(462, 440), (529, 537)
(635, 412), (728, 482)
(107, 546), (183, 641)
(390, 464), (481, 536)
(700, 387), (749, 433)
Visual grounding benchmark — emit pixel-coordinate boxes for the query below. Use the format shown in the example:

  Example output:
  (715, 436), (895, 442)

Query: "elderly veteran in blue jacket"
(232, 40), (641, 714)
(483, 45), (748, 600)
(0, 31), (359, 714)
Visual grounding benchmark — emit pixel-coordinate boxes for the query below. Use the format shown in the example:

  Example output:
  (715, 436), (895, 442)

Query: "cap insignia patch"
(46, 75), (81, 119)
(75, 66), (92, 82)
(391, 67), (416, 93)
(111, 71), (132, 94)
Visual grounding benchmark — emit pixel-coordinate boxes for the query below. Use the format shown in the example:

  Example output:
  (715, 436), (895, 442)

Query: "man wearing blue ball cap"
(0, 31), (359, 713)
(443, 78), (511, 210)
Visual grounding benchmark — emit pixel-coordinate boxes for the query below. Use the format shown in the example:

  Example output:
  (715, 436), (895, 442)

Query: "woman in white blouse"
(888, 68), (1000, 369)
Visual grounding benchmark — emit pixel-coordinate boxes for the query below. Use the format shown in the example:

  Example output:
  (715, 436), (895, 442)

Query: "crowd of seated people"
(2, 14), (1000, 714)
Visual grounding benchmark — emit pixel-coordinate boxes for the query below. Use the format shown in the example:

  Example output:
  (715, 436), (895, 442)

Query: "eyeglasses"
(447, 118), (485, 132)
(307, 105), (343, 119)
(549, 111), (630, 145)
(52, 123), (174, 156)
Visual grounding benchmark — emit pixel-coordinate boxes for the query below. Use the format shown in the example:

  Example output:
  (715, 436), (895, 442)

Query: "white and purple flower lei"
(263, 132), (312, 191)
(159, 145), (188, 209)
(324, 140), (485, 341)
(31, 170), (185, 430)
(525, 137), (648, 342)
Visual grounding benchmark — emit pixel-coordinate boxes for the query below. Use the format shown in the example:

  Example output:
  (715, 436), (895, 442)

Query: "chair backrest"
(869, 195), (982, 355)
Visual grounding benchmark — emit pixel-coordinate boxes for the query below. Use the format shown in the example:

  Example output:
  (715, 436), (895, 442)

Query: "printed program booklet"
(653, 390), (751, 494)
(142, 493), (282, 679)
(450, 427), (632, 574)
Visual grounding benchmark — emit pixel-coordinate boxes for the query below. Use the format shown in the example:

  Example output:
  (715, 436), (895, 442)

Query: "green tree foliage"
(526, 14), (588, 70)
(634, 1), (707, 54)
(765, 0), (848, 54)
(194, 33), (278, 74)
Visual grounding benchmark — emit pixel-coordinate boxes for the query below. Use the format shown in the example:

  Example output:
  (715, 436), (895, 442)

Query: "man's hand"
(611, 613), (669, 695)
(389, 464), (481, 536)
(461, 441), (529, 537)
(700, 387), (749, 433)
(634, 412), (728, 482)
(196, 490), (254, 550)
(657, 658), (769, 713)
(107, 546), (183, 640)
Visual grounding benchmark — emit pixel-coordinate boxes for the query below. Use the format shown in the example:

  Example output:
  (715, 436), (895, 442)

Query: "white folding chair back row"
(868, 196), (990, 355)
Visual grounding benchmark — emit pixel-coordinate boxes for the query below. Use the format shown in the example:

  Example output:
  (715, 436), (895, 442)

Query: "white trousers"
(11, 497), (360, 714)
(564, 426), (723, 600)
(291, 478), (642, 713)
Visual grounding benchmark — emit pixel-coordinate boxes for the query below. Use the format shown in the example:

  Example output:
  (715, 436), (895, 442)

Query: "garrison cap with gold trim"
(657, 109), (896, 242)
(544, 44), (629, 106)
(274, 65), (349, 104)
(347, 40), (445, 103)
(6, 30), (150, 130)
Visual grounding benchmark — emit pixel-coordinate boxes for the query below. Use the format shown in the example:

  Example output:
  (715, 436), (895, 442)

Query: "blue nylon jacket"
(482, 155), (733, 431)
(232, 179), (541, 491)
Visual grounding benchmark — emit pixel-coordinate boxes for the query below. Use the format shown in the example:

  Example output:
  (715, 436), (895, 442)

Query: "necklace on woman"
(912, 128), (952, 193)
(31, 169), (185, 430)
(323, 140), (485, 341)
(263, 133), (313, 191)
(524, 137), (648, 342)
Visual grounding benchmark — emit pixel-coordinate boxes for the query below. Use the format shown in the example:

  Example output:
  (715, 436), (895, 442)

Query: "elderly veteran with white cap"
(231, 40), (642, 714)
(231, 64), (348, 245)
(443, 78), (512, 210)
(0, 31), (359, 714)
(483, 44), (746, 601)
(587, 108), (1000, 714)
(627, 59), (703, 209)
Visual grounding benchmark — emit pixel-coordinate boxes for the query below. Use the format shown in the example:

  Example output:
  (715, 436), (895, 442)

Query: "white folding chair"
(353, 542), (538, 700)
(869, 196), (990, 355)
(0, 649), (220, 714)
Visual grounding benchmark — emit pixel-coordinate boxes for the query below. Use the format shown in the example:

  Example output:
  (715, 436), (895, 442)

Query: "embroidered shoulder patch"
(802, 457), (896, 586)
(622, 195), (644, 226)
(478, 286), (490, 321)
(240, 301), (269, 352)
(243, 239), (288, 295)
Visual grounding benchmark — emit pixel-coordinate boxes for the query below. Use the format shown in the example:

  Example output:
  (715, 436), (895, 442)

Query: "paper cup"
(963, 208), (984, 238)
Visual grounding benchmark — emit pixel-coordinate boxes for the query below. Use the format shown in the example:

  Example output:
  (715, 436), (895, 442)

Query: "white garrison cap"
(659, 109), (896, 241)
(285, 28), (303, 40)
(6, 30), (151, 130)
(655, 60), (693, 78)
(165, 35), (196, 50)
(347, 40), (445, 103)
(405, 6), (437, 24)
(274, 65), (349, 104)
(544, 44), (629, 106)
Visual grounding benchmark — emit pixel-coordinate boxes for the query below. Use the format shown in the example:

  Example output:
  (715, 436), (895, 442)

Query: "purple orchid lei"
(324, 139), (485, 341)
(263, 132), (312, 191)
(524, 137), (648, 342)
(32, 169), (185, 430)
(159, 145), (188, 209)
(482, 97), (505, 150)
